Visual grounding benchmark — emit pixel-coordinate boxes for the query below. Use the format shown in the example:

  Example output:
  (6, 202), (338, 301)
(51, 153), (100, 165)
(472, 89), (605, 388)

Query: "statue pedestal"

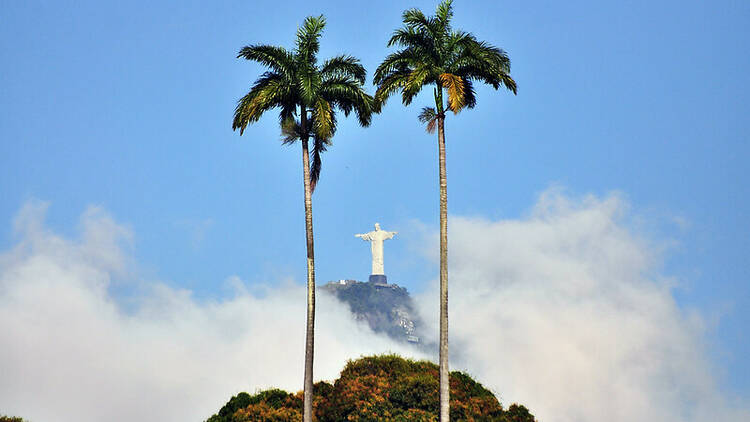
(368, 274), (387, 285)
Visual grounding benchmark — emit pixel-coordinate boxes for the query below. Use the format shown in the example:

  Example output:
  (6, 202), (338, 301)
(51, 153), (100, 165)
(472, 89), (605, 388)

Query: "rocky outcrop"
(320, 279), (422, 344)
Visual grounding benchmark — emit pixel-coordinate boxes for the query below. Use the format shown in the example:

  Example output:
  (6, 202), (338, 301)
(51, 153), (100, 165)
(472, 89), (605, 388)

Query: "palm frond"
(451, 39), (517, 94)
(455, 62), (517, 95)
(469, 41), (512, 74)
(233, 72), (289, 134)
(418, 106), (439, 133)
(320, 77), (359, 115)
(312, 97), (335, 140)
(295, 15), (326, 63)
(309, 133), (330, 192)
(320, 79), (374, 126)
(373, 48), (421, 84)
(237, 45), (295, 78)
(435, 0), (454, 33)
(439, 73), (465, 112)
(353, 92), (375, 127)
(280, 117), (301, 145)
(462, 78), (477, 108)
(446, 30), (475, 54)
(279, 103), (297, 124)
(387, 29), (441, 66)
(373, 69), (410, 111)
(320, 55), (366, 84)
(298, 65), (322, 106)
(388, 27), (433, 51)
(500, 72), (517, 94)
(402, 66), (433, 106)
(402, 8), (433, 34)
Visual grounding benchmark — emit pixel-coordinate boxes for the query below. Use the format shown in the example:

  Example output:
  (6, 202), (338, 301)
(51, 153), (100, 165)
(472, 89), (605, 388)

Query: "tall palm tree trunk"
(300, 110), (316, 422)
(436, 91), (450, 422)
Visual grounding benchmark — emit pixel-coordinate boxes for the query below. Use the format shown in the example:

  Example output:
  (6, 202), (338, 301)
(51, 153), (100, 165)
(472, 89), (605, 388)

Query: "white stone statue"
(355, 223), (397, 275)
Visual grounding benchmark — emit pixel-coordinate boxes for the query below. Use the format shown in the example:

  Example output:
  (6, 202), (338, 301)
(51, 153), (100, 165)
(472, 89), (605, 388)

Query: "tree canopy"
(233, 15), (374, 189)
(205, 355), (536, 422)
(373, 0), (516, 122)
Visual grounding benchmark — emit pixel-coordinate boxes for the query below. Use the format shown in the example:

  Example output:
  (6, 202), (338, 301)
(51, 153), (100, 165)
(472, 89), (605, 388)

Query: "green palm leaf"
(418, 106), (438, 133)
(320, 55), (366, 84)
(295, 15), (325, 64)
(236, 45), (295, 78)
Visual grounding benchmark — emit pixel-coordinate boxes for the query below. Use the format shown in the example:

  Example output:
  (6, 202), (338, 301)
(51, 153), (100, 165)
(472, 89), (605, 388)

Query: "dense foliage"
(0, 416), (26, 422)
(205, 355), (536, 421)
(232, 15), (374, 190)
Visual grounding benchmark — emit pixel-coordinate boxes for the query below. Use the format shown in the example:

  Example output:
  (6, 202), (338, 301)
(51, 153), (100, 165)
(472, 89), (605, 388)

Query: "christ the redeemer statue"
(355, 223), (397, 283)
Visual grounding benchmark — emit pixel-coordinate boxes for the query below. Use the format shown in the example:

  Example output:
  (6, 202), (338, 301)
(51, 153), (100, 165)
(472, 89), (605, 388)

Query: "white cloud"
(0, 201), (416, 422)
(1, 190), (747, 422)
(415, 189), (749, 422)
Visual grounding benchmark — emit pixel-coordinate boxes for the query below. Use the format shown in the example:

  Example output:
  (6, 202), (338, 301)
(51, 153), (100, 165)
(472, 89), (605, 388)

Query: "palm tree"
(232, 15), (373, 422)
(373, 1), (516, 420)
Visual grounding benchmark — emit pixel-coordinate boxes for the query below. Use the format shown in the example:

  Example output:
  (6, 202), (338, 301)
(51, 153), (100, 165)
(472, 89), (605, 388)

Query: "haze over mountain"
(321, 279), (424, 345)
(2, 191), (748, 421)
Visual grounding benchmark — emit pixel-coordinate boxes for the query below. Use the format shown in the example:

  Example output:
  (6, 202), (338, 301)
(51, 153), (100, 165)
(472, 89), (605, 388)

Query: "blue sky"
(1, 0), (749, 418)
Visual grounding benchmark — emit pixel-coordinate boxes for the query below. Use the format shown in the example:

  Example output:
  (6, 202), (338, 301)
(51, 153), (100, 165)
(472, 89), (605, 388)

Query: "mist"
(414, 189), (748, 421)
(1, 191), (748, 421)
(0, 201), (416, 421)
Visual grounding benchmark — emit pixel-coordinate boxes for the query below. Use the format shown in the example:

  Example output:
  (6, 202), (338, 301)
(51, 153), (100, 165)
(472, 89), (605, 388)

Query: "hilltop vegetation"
(206, 355), (536, 421)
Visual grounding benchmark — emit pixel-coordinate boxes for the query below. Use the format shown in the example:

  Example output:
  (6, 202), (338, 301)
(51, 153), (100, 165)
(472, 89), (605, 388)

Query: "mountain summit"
(321, 279), (422, 344)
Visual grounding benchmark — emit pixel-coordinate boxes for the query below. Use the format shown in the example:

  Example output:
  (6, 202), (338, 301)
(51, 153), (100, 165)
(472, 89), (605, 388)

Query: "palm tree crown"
(233, 15), (373, 188)
(374, 0), (516, 120)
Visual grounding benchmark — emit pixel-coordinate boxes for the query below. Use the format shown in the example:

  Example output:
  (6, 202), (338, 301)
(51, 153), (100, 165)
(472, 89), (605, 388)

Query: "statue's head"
(374, 223), (381, 230)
